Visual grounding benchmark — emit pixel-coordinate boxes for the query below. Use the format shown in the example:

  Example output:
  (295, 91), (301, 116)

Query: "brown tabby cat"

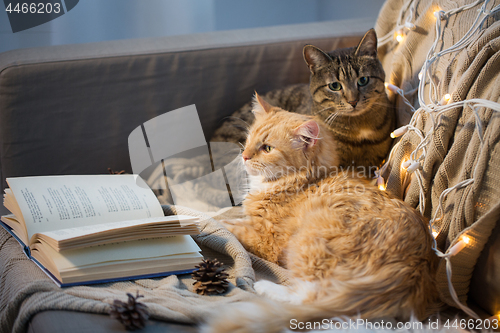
(204, 95), (437, 333)
(211, 29), (395, 175)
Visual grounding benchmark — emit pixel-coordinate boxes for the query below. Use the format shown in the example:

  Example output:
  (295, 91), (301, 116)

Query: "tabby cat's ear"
(354, 29), (378, 57)
(252, 92), (273, 118)
(303, 45), (331, 74)
(295, 120), (320, 150)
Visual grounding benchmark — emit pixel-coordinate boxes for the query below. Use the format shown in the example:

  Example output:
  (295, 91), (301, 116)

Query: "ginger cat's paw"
(254, 280), (312, 305)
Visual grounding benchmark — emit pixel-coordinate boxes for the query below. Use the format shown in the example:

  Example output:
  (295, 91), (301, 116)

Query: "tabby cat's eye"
(262, 144), (273, 153)
(328, 82), (342, 91)
(357, 77), (369, 86)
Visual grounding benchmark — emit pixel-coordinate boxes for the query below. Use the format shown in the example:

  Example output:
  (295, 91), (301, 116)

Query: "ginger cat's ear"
(295, 120), (320, 150)
(252, 92), (273, 118)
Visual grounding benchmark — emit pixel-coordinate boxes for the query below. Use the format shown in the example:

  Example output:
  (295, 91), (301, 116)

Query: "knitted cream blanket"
(376, 0), (500, 308)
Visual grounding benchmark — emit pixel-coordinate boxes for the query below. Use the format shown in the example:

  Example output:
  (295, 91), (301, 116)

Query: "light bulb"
(433, 7), (444, 20)
(385, 83), (400, 93)
(462, 235), (470, 244)
(406, 161), (421, 173)
(391, 126), (409, 139)
(442, 93), (451, 104)
(402, 159), (412, 170)
(404, 22), (416, 30)
(432, 229), (439, 238)
(377, 176), (386, 191)
(448, 235), (471, 256)
(395, 31), (404, 43)
(487, 313), (500, 322)
(418, 72), (423, 80)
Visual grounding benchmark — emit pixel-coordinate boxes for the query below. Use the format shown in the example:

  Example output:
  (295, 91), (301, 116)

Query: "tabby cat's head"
(242, 94), (337, 182)
(303, 29), (387, 123)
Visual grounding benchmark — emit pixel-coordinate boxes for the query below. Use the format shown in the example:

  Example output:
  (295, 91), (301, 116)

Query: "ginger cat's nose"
(242, 153), (251, 161)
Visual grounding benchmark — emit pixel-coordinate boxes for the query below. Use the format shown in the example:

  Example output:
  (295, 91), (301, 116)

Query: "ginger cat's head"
(242, 93), (338, 182)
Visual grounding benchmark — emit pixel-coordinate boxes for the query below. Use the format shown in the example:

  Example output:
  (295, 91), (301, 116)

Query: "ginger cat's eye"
(261, 144), (273, 153)
(328, 82), (342, 91)
(357, 77), (369, 86)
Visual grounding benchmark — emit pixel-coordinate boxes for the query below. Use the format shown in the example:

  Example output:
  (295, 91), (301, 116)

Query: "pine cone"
(109, 291), (149, 330)
(192, 259), (229, 295)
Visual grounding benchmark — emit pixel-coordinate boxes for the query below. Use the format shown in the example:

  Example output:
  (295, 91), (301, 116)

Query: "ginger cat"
(205, 94), (438, 332)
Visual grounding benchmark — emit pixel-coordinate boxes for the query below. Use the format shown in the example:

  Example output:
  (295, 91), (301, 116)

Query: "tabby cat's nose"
(242, 154), (251, 161)
(348, 100), (358, 107)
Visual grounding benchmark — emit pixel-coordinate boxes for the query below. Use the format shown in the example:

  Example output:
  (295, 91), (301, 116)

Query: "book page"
(43, 235), (201, 270)
(6, 175), (164, 240)
(0, 214), (28, 244)
(39, 215), (197, 242)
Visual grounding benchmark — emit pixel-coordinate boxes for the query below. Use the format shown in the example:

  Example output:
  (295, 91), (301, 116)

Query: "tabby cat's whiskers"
(325, 111), (340, 126)
(314, 105), (335, 115)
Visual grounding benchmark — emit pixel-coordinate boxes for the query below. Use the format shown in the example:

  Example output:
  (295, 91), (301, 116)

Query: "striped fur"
(211, 29), (395, 177)
(304, 29), (395, 173)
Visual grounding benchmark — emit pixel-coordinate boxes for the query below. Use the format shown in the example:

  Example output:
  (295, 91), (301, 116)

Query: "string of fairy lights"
(374, 0), (500, 320)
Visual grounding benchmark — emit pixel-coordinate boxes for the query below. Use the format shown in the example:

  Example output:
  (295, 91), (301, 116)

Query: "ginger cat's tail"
(200, 264), (440, 333)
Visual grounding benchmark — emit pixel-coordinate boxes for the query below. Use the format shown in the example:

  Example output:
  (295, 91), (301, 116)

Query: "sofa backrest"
(0, 19), (370, 216)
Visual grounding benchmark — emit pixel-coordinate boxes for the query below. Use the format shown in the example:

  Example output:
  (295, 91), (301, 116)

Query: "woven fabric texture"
(376, 0), (500, 308)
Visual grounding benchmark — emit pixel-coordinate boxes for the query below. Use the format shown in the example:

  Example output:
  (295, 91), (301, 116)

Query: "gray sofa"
(0, 19), (375, 332)
(1, 10), (499, 331)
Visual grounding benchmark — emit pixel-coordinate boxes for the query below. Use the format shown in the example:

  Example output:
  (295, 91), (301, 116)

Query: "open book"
(0, 174), (203, 287)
